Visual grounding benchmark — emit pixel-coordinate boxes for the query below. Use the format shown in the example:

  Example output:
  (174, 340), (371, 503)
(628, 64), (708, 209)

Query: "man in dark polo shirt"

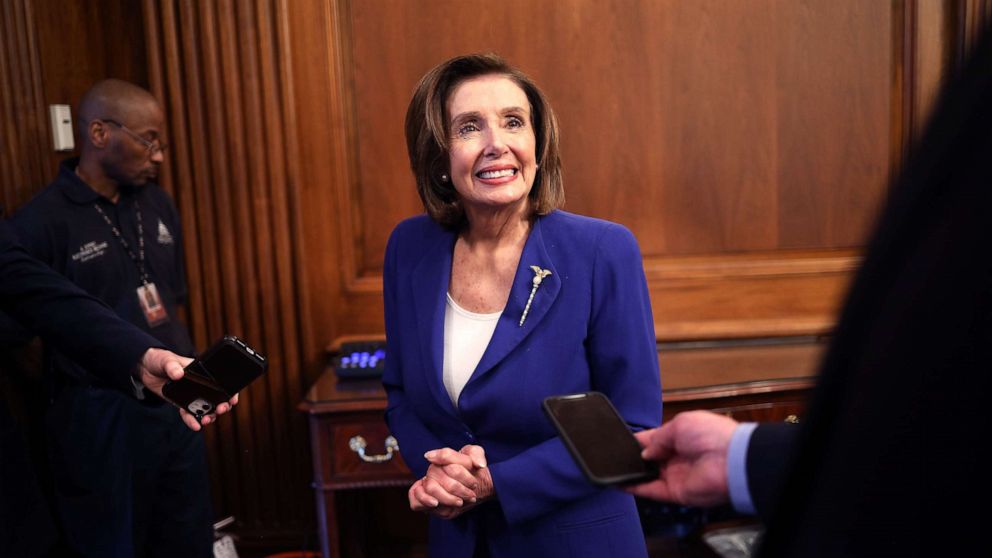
(9, 79), (212, 557)
(0, 221), (234, 557)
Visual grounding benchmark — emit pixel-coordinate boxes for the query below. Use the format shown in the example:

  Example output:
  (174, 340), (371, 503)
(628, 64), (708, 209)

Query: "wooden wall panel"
(309, 0), (916, 342)
(343, 0), (894, 258)
(0, 0), (49, 214)
(0, 0), (147, 215)
(143, 0), (313, 540)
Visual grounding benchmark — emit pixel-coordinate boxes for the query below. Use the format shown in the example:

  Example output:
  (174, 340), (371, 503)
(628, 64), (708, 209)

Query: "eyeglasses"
(100, 118), (169, 155)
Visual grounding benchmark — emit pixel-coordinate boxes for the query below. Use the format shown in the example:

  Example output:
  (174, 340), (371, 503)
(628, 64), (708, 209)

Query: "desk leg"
(316, 487), (338, 558)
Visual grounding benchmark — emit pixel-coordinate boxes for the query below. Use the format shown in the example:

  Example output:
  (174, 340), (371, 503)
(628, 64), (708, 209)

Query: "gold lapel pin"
(520, 265), (553, 326)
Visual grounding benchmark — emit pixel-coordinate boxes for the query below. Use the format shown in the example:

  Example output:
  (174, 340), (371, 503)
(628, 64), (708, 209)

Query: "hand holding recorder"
(157, 335), (267, 430)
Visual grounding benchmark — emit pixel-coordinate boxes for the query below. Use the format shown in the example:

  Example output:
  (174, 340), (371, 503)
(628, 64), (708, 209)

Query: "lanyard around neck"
(92, 201), (150, 285)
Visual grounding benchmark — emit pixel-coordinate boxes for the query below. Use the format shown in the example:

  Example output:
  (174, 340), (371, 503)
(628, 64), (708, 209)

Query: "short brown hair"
(405, 53), (564, 228)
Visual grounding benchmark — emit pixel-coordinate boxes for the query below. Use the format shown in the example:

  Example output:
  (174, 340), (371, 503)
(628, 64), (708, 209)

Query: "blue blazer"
(382, 210), (662, 558)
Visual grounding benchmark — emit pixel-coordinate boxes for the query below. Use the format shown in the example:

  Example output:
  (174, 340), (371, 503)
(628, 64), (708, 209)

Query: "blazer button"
(465, 432), (475, 442)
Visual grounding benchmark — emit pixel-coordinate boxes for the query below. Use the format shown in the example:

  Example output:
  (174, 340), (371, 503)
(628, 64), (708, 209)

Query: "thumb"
(164, 357), (187, 381)
(635, 427), (674, 462)
(140, 348), (192, 381)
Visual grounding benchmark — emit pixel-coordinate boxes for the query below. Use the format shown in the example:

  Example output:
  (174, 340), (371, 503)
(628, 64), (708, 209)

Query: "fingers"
(411, 445), (494, 517)
(459, 444), (487, 468)
(409, 476), (457, 508)
(424, 447), (475, 469)
(408, 479), (434, 510)
(423, 448), (482, 498)
(636, 426), (675, 462)
(408, 478), (473, 519)
(433, 464), (479, 501)
(624, 478), (673, 502)
(408, 466), (477, 511)
(210, 394), (239, 417)
(427, 463), (478, 504)
(179, 408), (202, 431)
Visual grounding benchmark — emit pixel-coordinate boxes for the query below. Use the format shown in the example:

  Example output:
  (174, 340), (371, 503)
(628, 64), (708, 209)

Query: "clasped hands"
(409, 444), (493, 519)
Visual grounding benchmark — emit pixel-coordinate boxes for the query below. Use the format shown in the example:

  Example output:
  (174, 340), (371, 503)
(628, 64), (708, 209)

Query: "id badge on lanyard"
(137, 282), (169, 327)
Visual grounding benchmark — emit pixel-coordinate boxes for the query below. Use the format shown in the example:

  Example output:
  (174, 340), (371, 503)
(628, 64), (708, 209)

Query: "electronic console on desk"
(332, 340), (386, 379)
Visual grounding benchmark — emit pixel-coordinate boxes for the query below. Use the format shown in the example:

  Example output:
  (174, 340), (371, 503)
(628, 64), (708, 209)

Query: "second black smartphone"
(543, 391), (658, 486)
(161, 335), (267, 418)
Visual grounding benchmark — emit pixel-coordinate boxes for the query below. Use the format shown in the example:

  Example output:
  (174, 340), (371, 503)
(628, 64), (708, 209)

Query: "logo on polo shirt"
(157, 219), (174, 245)
(71, 240), (109, 263)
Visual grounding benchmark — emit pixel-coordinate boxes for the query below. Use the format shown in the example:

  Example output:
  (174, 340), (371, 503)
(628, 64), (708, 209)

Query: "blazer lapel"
(471, 216), (561, 380)
(410, 229), (460, 416)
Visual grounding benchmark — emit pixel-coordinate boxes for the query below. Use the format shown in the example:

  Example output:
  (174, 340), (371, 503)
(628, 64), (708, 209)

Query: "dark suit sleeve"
(0, 221), (160, 392)
(746, 422), (800, 521)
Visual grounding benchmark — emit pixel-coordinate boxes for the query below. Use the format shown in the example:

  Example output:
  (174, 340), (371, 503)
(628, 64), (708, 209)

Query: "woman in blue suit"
(383, 53), (662, 558)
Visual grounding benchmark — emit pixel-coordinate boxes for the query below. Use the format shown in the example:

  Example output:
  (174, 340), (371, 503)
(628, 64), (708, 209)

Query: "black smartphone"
(543, 391), (658, 486)
(161, 335), (267, 418)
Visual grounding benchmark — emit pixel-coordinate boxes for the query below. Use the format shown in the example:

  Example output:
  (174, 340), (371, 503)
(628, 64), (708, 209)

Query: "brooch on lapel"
(519, 265), (553, 326)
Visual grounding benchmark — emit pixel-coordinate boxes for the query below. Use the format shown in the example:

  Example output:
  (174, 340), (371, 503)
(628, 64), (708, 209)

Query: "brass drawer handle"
(348, 435), (399, 463)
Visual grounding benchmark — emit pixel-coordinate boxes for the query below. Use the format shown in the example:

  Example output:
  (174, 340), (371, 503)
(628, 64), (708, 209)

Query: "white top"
(442, 292), (501, 407)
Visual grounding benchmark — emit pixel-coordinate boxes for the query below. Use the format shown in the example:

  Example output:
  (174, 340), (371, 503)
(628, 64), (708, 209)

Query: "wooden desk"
(299, 346), (818, 558)
(298, 372), (414, 558)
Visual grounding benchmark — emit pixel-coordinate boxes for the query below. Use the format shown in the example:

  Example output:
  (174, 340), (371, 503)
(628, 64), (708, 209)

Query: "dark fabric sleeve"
(747, 422), (801, 522)
(0, 221), (160, 392)
(757, 26), (992, 558)
(0, 310), (33, 347)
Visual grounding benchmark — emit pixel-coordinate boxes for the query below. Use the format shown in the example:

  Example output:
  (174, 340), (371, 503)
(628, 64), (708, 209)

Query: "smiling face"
(446, 74), (538, 218)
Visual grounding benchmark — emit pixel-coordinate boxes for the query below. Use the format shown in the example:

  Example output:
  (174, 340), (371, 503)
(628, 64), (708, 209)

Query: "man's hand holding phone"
(625, 411), (739, 507)
(136, 347), (239, 431)
(159, 335), (267, 429)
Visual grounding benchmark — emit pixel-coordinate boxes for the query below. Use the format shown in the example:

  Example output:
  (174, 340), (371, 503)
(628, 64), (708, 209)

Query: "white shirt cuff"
(727, 422), (758, 515)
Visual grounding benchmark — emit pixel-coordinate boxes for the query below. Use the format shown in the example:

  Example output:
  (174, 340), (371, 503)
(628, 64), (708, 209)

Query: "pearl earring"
(440, 174), (449, 183)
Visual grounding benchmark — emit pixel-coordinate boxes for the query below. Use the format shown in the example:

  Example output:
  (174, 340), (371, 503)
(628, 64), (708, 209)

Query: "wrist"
(134, 348), (151, 383)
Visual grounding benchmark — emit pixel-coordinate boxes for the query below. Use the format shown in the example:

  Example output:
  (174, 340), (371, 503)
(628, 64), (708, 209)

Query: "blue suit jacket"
(383, 210), (662, 558)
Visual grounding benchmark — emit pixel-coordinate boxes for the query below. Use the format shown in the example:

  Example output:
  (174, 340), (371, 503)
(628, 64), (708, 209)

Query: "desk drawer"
(311, 413), (412, 488)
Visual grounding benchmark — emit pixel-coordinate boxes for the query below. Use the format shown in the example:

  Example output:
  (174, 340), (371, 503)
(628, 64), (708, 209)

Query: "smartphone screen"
(543, 392), (657, 486)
